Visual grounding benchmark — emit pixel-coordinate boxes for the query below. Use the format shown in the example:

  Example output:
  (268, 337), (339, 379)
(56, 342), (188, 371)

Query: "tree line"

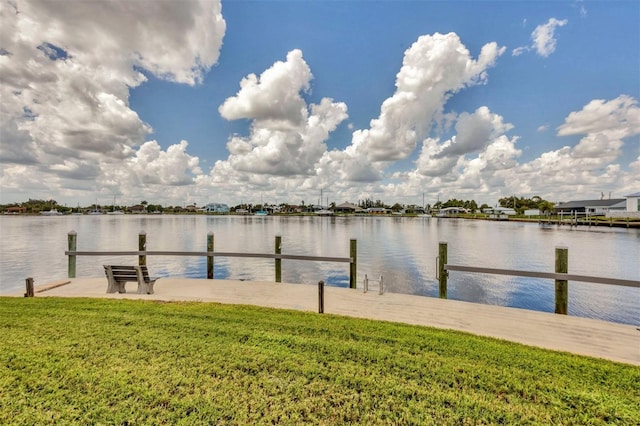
(1, 195), (556, 215)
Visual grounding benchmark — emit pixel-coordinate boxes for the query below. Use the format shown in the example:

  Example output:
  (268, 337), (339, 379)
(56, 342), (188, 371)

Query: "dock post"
(275, 235), (282, 282)
(438, 242), (448, 299)
(138, 231), (146, 266)
(25, 277), (34, 297)
(67, 231), (77, 278)
(207, 232), (214, 279)
(555, 246), (568, 315)
(349, 239), (357, 289)
(318, 280), (324, 313)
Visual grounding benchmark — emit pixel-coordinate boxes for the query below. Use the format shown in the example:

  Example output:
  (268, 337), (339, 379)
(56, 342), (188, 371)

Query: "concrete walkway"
(11, 277), (640, 366)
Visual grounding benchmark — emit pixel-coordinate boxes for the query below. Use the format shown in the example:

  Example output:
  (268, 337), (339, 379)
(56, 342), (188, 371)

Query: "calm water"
(1, 215), (638, 325)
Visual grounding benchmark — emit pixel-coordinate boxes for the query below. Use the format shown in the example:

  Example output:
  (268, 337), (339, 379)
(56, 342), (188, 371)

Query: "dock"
(10, 277), (640, 366)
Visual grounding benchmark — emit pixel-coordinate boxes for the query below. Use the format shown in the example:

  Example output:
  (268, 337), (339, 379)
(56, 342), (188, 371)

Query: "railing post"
(207, 232), (214, 279)
(138, 231), (146, 266)
(275, 235), (282, 283)
(318, 280), (324, 313)
(67, 231), (77, 278)
(25, 277), (34, 297)
(438, 241), (448, 298)
(349, 239), (357, 289)
(555, 246), (568, 315)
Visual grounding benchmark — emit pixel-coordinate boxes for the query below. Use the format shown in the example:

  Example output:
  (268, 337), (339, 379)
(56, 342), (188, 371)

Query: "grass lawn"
(1, 298), (638, 425)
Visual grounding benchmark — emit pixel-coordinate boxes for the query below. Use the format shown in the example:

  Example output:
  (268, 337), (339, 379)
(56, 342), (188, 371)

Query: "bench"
(103, 265), (157, 294)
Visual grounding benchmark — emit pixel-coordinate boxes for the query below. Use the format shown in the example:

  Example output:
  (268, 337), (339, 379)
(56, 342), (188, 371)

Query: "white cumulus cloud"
(532, 18), (568, 57)
(219, 49), (312, 129)
(214, 50), (348, 177)
(512, 17), (568, 58)
(0, 0), (225, 201)
(349, 33), (505, 163)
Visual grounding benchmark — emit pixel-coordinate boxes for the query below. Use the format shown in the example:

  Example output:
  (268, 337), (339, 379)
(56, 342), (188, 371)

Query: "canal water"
(1, 215), (638, 325)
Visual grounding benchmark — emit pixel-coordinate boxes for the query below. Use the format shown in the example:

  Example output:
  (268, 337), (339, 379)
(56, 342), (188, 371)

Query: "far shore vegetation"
(0, 195), (584, 216)
(1, 298), (638, 424)
(3, 197), (639, 226)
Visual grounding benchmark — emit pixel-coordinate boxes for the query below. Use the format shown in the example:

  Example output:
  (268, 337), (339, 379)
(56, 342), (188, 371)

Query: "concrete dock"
(10, 277), (640, 366)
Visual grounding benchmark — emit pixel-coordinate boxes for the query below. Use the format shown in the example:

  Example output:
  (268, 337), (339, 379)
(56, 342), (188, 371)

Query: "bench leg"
(136, 280), (156, 294)
(106, 279), (126, 293)
(147, 280), (156, 295)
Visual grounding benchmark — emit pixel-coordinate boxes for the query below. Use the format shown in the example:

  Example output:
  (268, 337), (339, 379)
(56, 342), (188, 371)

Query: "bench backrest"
(139, 266), (151, 282)
(104, 265), (152, 283)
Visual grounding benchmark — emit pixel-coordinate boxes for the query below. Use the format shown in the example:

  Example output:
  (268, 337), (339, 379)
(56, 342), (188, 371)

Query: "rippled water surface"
(1, 215), (638, 324)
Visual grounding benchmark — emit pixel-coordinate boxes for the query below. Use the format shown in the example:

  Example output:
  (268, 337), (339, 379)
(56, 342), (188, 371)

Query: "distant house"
(129, 204), (147, 214)
(482, 207), (515, 218)
(606, 192), (640, 219)
(367, 207), (388, 214)
(334, 202), (359, 213)
(625, 192), (640, 212)
(436, 207), (468, 217)
(554, 199), (625, 215)
(5, 206), (26, 214)
(279, 205), (302, 214)
(204, 203), (229, 213)
(493, 207), (516, 215)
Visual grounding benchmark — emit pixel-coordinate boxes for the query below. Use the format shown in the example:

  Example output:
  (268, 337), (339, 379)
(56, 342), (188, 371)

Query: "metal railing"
(66, 231), (357, 288)
(436, 241), (639, 315)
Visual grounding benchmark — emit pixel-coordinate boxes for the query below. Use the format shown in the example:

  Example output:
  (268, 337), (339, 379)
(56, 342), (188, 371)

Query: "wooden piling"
(349, 239), (357, 289)
(438, 242), (448, 299)
(67, 231), (76, 278)
(555, 246), (568, 315)
(138, 232), (146, 266)
(275, 235), (282, 283)
(207, 232), (214, 279)
(318, 280), (324, 313)
(24, 277), (34, 297)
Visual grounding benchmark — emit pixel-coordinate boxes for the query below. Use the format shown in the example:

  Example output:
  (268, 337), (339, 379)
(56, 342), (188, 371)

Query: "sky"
(1, 0), (639, 208)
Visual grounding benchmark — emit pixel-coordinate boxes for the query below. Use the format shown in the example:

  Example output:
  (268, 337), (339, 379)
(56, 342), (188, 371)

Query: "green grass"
(1, 298), (638, 425)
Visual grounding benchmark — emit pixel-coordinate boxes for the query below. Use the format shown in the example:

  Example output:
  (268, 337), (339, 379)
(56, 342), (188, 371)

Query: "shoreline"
(3, 212), (639, 228)
(6, 276), (639, 366)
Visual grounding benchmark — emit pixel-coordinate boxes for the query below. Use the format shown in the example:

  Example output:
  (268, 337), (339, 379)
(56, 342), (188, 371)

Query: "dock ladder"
(363, 274), (384, 295)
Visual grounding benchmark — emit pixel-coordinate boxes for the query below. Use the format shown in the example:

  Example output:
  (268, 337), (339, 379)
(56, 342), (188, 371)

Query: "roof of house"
(335, 202), (358, 209)
(555, 199), (625, 208)
(440, 206), (467, 212)
(625, 192), (640, 197)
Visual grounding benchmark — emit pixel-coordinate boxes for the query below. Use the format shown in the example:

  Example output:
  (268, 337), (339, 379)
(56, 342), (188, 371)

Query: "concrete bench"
(103, 265), (156, 294)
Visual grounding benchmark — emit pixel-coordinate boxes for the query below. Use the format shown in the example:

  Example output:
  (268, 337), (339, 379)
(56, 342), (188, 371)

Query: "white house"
(483, 207), (516, 216)
(626, 192), (640, 212)
(555, 199), (625, 215)
(204, 203), (230, 213)
(436, 207), (468, 217)
(604, 192), (640, 219)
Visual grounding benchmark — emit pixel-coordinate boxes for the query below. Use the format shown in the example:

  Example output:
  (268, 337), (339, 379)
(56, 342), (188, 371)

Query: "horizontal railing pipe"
(65, 250), (352, 263)
(444, 264), (640, 288)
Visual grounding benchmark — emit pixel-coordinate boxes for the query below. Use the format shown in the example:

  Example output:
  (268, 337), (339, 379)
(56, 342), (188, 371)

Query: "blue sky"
(1, 0), (638, 207)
